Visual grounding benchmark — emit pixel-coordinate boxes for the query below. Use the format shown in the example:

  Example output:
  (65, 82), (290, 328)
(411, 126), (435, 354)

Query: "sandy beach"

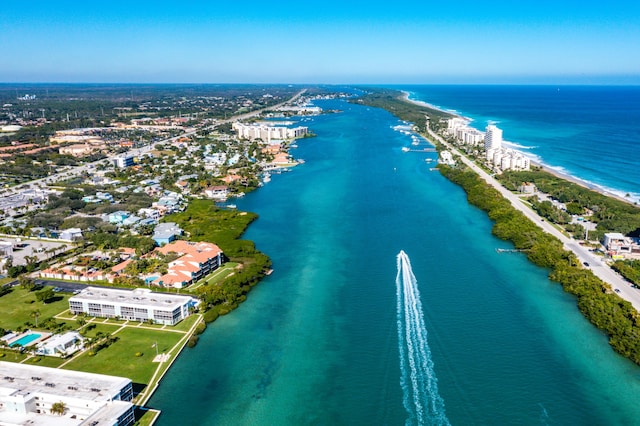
(399, 90), (637, 206)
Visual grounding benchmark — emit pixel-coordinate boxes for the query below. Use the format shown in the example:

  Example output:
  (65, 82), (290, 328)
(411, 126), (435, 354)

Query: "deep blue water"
(150, 89), (640, 425)
(402, 85), (640, 201)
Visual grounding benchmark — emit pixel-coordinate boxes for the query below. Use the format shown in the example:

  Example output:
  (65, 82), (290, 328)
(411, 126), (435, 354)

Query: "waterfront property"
(0, 361), (134, 425)
(68, 287), (199, 325)
(232, 121), (308, 142)
(152, 240), (224, 288)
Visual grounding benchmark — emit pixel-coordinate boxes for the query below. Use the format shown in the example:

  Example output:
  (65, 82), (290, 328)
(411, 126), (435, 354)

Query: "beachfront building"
(0, 361), (134, 425)
(486, 147), (531, 172)
(69, 287), (199, 325)
(446, 117), (468, 133)
(445, 118), (485, 146)
(484, 124), (503, 151)
(456, 127), (485, 146)
(232, 122), (308, 142)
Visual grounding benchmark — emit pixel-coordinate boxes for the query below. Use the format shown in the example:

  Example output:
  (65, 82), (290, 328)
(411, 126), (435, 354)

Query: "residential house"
(204, 186), (229, 200)
(152, 222), (183, 246)
(108, 211), (130, 224)
(59, 228), (83, 241)
(35, 331), (84, 357)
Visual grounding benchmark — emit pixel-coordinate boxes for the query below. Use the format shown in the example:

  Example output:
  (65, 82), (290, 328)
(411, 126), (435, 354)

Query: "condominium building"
(152, 240), (224, 288)
(68, 287), (199, 325)
(0, 361), (134, 426)
(456, 127), (485, 145)
(486, 147), (531, 171)
(232, 122), (308, 142)
(484, 124), (503, 151)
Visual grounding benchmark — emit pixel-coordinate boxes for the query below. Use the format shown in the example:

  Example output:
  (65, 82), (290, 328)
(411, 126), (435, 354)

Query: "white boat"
(401, 147), (410, 152)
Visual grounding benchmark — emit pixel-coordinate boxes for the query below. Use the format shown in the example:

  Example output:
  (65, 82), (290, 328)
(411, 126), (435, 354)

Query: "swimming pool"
(10, 333), (41, 347)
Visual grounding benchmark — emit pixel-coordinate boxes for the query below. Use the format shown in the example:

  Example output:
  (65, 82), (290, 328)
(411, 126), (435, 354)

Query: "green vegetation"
(612, 260), (640, 286)
(63, 327), (183, 385)
(164, 199), (271, 320)
(499, 169), (640, 240)
(439, 164), (640, 365)
(352, 87), (453, 133)
(0, 286), (71, 330)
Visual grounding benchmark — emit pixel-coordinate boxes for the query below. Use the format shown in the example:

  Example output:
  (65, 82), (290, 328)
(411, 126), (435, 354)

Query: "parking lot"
(0, 237), (71, 266)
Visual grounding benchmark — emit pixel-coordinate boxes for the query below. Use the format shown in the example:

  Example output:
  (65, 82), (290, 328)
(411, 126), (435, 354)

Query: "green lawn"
(62, 326), (185, 385)
(166, 313), (199, 333)
(0, 348), (28, 362)
(0, 286), (70, 330)
(23, 355), (67, 368)
(78, 323), (121, 338)
(202, 262), (239, 286)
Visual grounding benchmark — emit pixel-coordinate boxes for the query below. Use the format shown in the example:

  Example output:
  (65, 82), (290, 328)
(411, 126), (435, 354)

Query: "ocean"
(149, 87), (640, 425)
(402, 85), (640, 201)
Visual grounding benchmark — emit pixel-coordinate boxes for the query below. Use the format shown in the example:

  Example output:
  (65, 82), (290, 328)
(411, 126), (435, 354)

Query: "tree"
(36, 288), (55, 303)
(50, 401), (66, 416)
(30, 310), (41, 328)
(19, 275), (36, 291)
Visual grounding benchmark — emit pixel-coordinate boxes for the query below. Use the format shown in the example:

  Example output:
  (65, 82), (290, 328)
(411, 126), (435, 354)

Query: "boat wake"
(396, 250), (450, 426)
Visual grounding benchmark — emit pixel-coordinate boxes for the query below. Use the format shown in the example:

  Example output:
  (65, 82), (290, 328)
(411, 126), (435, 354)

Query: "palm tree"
(50, 401), (66, 416)
(30, 310), (41, 328)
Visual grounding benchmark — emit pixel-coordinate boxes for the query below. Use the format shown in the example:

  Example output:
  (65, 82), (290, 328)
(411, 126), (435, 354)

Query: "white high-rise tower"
(484, 124), (503, 151)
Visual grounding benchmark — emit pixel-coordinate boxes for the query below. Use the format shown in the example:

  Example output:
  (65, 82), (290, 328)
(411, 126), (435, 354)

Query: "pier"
(495, 248), (528, 253)
(405, 148), (436, 153)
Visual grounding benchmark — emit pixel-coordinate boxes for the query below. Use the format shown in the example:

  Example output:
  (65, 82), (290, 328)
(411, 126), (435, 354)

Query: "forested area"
(499, 169), (640, 239)
(439, 164), (640, 365)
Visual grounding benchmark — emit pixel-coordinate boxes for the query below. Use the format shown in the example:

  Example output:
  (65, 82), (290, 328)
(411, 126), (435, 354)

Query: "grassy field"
(0, 286), (70, 330)
(62, 326), (185, 385)
(0, 348), (28, 362)
(202, 262), (239, 286)
(23, 355), (67, 368)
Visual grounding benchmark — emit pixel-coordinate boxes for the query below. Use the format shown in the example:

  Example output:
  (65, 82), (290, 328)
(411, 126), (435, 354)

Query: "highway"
(7, 89), (308, 192)
(427, 128), (640, 312)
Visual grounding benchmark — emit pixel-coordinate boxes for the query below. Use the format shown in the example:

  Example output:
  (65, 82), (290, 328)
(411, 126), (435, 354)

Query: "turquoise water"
(10, 333), (41, 347)
(150, 95), (640, 425)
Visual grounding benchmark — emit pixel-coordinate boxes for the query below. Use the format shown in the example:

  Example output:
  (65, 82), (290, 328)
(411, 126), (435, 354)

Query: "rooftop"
(69, 286), (197, 310)
(0, 361), (130, 402)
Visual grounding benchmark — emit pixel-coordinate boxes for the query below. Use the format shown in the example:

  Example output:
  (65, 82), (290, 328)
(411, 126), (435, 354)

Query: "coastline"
(400, 90), (637, 206)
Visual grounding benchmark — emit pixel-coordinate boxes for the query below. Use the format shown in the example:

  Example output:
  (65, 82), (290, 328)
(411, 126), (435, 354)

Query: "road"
(427, 128), (640, 312)
(9, 89), (308, 191)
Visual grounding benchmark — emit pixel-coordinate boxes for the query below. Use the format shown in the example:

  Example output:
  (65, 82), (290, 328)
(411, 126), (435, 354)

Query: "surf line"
(396, 250), (450, 426)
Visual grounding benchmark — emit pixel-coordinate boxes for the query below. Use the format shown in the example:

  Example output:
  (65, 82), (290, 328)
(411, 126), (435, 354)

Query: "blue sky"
(1, 1), (639, 84)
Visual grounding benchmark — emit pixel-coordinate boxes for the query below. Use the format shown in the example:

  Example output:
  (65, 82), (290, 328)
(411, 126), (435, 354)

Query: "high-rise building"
(484, 125), (503, 151)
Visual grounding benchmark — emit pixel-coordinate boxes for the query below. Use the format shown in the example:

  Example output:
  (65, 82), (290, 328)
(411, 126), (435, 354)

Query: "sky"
(1, 1), (639, 84)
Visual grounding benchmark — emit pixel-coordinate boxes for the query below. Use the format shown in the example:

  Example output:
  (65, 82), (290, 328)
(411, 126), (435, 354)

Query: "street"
(427, 128), (640, 312)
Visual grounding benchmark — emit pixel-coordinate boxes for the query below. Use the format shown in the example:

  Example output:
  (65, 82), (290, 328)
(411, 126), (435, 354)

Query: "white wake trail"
(396, 250), (450, 426)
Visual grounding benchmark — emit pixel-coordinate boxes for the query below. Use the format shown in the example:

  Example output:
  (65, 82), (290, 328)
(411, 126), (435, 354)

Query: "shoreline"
(400, 90), (638, 206)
